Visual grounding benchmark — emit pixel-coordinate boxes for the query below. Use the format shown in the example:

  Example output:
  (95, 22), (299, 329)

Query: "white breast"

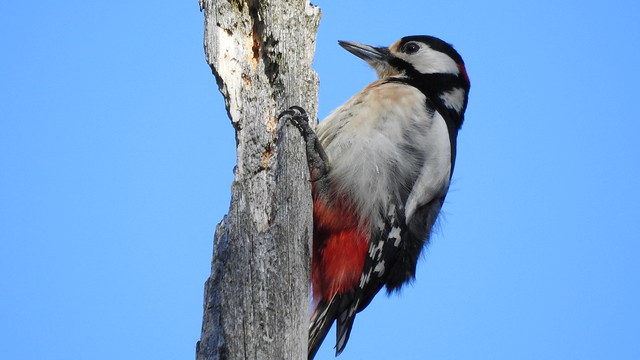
(317, 81), (451, 228)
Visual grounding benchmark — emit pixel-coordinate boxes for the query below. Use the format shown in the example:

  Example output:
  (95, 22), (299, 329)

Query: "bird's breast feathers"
(317, 81), (451, 228)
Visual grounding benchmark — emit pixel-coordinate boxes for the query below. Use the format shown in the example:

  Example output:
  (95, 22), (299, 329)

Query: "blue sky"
(1, 1), (639, 359)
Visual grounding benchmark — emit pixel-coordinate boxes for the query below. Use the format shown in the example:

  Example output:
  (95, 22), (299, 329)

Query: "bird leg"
(279, 106), (331, 198)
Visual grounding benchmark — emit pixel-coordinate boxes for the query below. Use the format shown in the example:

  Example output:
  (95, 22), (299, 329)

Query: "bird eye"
(404, 43), (420, 54)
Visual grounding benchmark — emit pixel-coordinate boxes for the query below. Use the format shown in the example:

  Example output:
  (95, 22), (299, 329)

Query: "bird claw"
(279, 106), (311, 134)
(279, 105), (307, 118)
(279, 106), (331, 193)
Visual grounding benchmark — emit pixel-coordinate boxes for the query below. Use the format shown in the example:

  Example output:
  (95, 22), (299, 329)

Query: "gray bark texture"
(196, 1), (321, 359)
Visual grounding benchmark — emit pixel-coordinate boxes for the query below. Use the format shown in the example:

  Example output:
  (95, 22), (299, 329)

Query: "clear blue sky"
(1, 1), (639, 359)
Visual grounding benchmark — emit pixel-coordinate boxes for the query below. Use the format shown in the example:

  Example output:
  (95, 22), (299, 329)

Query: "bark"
(196, 1), (321, 359)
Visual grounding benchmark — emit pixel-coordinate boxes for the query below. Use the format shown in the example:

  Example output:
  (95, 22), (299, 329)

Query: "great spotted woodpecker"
(281, 35), (470, 359)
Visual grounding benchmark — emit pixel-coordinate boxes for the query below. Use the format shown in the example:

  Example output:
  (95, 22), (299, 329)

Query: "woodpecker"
(281, 35), (470, 359)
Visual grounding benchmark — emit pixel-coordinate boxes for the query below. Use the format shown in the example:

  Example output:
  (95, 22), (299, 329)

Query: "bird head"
(339, 36), (469, 85)
(339, 35), (470, 119)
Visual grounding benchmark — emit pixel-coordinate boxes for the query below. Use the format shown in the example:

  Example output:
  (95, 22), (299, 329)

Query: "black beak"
(338, 40), (390, 65)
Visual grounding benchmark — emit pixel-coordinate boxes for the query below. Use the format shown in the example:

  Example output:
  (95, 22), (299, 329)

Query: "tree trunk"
(196, 1), (321, 359)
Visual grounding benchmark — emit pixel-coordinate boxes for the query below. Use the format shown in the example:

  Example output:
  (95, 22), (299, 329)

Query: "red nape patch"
(311, 196), (369, 304)
(458, 63), (470, 87)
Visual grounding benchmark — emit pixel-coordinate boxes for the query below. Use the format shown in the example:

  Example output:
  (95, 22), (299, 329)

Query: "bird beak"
(338, 40), (390, 66)
(338, 40), (396, 79)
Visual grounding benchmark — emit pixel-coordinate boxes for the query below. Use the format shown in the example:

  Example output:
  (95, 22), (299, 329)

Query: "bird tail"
(334, 300), (357, 356)
(308, 293), (358, 359)
(309, 299), (337, 360)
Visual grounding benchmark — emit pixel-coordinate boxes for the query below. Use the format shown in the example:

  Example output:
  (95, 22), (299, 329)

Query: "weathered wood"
(196, 0), (321, 359)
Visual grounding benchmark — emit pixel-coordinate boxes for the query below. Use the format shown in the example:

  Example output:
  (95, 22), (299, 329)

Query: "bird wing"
(404, 110), (452, 223)
(334, 204), (405, 355)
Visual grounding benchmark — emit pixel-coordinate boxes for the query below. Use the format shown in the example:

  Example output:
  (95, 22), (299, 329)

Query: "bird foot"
(279, 106), (330, 185)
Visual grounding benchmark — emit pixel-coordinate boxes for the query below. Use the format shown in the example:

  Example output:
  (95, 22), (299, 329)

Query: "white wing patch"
(373, 260), (385, 276)
(389, 226), (402, 247)
(404, 111), (451, 223)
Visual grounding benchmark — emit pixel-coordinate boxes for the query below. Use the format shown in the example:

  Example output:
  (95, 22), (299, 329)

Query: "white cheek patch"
(398, 46), (460, 75)
(440, 88), (466, 112)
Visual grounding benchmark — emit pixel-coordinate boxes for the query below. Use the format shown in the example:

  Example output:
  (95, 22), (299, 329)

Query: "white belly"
(317, 81), (451, 228)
